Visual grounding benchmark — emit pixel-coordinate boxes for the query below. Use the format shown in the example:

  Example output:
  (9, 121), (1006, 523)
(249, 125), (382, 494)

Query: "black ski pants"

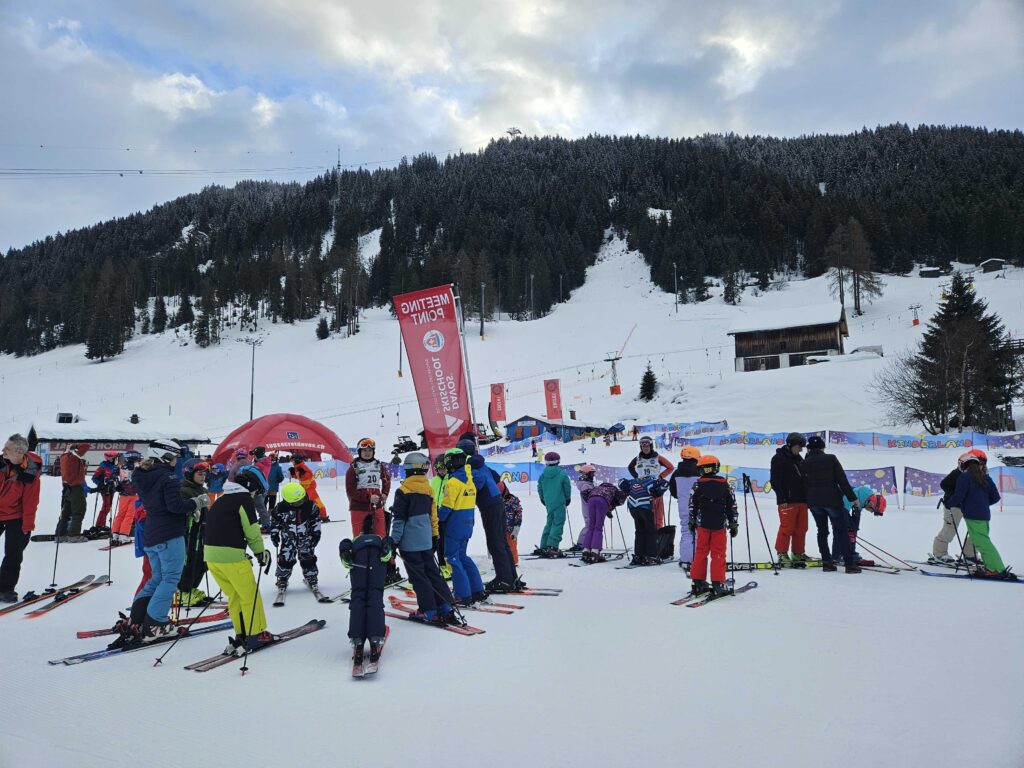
(630, 507), (657, 559)
(57, 484), (86, 536)
(810, 506), (854, 566)
(480, 501), (517, 584)
(177, 522), (207, 592)
(0, 518), (31, 592)
(347, 543), (386, 642)
(401, 549), (453, 614)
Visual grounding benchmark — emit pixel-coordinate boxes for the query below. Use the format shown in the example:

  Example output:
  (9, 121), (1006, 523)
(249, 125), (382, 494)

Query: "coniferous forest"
(1, 124), (1021, 359)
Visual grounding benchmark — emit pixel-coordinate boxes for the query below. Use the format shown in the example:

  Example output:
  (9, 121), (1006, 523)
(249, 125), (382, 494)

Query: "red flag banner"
(394, 285), (472, 457)
(544, 379), (563, 421)
(490, 383), (506, 422)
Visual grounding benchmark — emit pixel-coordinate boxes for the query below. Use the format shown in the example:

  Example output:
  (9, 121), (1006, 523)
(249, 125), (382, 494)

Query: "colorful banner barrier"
(665, 431), (826, 450)
(904, 465), (1024, 507)
(831, 430), (1024, 450)
(637, 420), (729, 436)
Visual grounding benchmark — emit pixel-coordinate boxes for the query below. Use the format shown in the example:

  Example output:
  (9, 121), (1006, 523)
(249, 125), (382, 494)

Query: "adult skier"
(270, 481), (325, 598)
(947, 451), (1015, 579)
(110, 440), (211, 647)
(627, 435), (674, 527)
(345, 438), (398, 582)
(0, 434), (41, 603)
(669, 446), (702, 566)
(802, 435), (860, 573)
(391, 452), (455, 624)
(57, 443), (88, 537)
(204, 470), (280, 654)
(688, 454), (739, 596)
(769, 433), (810, 567)
(536, 451), (571, 557)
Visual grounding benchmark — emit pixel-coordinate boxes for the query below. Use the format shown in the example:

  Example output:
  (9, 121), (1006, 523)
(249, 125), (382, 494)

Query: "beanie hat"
(807, 435), (826, 450)
(544, 452), (561, 465)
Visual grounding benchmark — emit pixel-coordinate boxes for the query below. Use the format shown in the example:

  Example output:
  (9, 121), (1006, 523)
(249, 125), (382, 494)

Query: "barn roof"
(31, 417), (209, 443)
(727, 303), (845, 336)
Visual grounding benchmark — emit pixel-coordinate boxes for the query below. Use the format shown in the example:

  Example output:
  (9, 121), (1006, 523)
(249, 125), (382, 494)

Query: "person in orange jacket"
(0, 434), (42, 602)
(289, 454), (329, 521)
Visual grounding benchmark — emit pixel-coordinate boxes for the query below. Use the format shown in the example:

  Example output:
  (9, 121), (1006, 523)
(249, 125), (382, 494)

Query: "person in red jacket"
(58, 443), (88, 537)
(345, 438), (392, 537)
(0, 434), (42, 602)
(91, 450), (121, 530)
(627, 436), (674, 528)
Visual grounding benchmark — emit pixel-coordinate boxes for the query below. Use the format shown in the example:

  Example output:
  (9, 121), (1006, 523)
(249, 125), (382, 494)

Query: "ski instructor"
(0, 434), (42, 603)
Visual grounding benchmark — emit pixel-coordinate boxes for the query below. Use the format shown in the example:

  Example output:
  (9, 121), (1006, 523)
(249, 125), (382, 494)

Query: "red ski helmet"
(865, 493), (886, 515)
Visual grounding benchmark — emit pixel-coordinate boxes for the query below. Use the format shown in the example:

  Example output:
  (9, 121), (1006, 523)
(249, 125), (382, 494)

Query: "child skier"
(669, 446), (702, 567)
(578, 465), (625, 564)
(339, 514), (394, 669)
(203, 470), (279, 655)
(90, 450), (121, 533)
(430, 454), (451, 579)
(618, 474), (669, 565)
(176, 460), (211, 609)
(843, 485), (886, 565)
(270, 481), (326, 600)
(536, 451), (571, 557)
(688, 455), (739, 596)
(946, 451), (1016, 579)
(391, 453), (456, 624)
(437, 448), (485, 605)
(206, 463), (227, 504)
(110, 450), (141, 544)
(500, 479), (523, 565)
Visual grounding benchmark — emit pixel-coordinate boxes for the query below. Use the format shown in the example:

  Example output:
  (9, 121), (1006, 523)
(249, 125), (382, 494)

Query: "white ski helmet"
(147, 438), (182, 464)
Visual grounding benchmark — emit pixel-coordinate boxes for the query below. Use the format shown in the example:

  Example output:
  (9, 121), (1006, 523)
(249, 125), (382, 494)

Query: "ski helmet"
(696, 454), (720, 476)
(103, 450), (120, 461)
(680, 446), (701, 461)
(578, 463), (596, 480)
(865, 493), (887, 515)
(357, 438), (376, 453)
(290, 453), (305, 463)
(238, 465), (268, 492)
(184, 460), (210, 479)
(280, 481), (306, 504)
(147, 438), (181, 464)
(433, 454), (447, 473)
(403, 452), (430, 475)
(444, 448), (466, 471)
(958, 451), (983, 470)
(786, 432), (807, 447)
(212, 463), (225, 473)
(123, 450), (142, 466)
(251, 446), (266, 459)
(544, 451), (561, 465)
(968, 448), (988, 464)
(235, 448), (249, 459)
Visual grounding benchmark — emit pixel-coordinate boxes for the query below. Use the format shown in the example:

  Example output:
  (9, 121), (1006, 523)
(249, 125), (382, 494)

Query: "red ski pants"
(652, 496), (665, 529)
(351, 508), (386, 538)
(96, 492), (114, 528)
(691, 527), (727, 583)
(135, 555), (152, 596)
(111, 496), (137, 536)
(774, 503), (808, 555)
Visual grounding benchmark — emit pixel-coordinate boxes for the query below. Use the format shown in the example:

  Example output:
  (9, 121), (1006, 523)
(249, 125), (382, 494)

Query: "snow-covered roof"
(31, 418), (209, 443)
(727, 303), (845, 335)
(506, 414), (607, 430)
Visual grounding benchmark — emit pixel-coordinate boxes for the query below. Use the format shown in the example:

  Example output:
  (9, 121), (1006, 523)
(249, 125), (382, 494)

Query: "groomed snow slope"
(1, 235), (1023, 768)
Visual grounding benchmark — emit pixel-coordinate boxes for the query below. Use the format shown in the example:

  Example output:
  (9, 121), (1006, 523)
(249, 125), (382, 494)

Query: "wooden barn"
(727, 304), (848, 372)
(980, 258), (1006, 274)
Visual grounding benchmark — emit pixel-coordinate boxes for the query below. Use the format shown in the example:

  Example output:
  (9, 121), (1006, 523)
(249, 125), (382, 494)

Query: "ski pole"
(855, 535), (916, 570)
(744, 474), (778, 575)
(950, 514), (972, 579)
(91, 490), (100, 529)
(742, 486), (752, 567)
(152, 588), (224, 667)
(613, 509), (630, 558)
(728, 518), (736, 594)
(240, 551), (271, 675)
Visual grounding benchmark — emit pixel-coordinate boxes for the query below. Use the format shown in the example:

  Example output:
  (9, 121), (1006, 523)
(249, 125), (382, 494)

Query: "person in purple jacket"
(576, 465), (625, 564)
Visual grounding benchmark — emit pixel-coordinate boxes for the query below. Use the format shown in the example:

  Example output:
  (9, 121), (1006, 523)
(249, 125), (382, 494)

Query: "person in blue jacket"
(110, 439), (210, 648)
(437, 448), (485, 605)
(457, 438), (522, 592)
(948, 451), (1015, 580)
(207, 463), (228, 497)
(391, 452), (456, 624)
(266, 454), (286, 510)
(842, 485), (886, 565)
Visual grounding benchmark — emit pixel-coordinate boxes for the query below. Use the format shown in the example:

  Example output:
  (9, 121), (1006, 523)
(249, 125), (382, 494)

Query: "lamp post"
(237, 335), (263, 420)
(530, 273), (535, 320)
(674, 263), (678, 313)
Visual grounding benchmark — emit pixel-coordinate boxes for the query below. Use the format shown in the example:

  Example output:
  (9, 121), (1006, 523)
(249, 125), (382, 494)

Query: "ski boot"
(580, 551), (594, 564)
(822, 560), (838, 572)
(140, 615), (179, 644)
(454, 595), (474, 607)
(790, 553), (809, 569)
(223, 635), (244, 656)
(485, 580), (515, 594)
(711, 581), (731, 596)
(368, 637), (385, 663)
(777, 552), (792, 567)
(928, 553), (956, 565)
(106, 619), (142, 650)
(513, 576), (527, 590)
(352, 640), (366, 677)
(690, 579), (710, 595)
(589, 552), (607, 564)
(471, 591), (488, 603)
(244, 630), (282, 651)
(0, 591), (16, 603)
(845, 563), (862, 574)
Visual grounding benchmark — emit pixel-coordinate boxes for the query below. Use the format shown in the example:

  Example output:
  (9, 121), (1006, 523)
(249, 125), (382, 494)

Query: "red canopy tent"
(212, 414), (353, 465)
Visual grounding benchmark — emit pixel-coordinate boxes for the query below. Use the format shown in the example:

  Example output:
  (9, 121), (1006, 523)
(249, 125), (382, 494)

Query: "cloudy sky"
(1, 0), (1021, 252)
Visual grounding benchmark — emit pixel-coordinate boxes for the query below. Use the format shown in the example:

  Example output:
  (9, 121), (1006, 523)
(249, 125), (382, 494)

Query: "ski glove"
(606, 510), (614, 519)
(270, 534), (281, 549)
(728, 522), (739, 539)
(256, 549), (272, 572)
(194, 494), (211, 510)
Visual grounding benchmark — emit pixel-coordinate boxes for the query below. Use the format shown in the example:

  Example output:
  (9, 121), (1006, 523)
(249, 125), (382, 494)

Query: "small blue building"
(504, 415), (605, 442)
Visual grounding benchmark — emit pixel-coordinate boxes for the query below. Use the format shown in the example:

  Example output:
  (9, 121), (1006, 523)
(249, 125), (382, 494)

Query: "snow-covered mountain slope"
(3, 235), (1024, 768)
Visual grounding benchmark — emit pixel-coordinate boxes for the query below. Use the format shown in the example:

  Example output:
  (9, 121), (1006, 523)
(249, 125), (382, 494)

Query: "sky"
(1, 0), (1021, 252)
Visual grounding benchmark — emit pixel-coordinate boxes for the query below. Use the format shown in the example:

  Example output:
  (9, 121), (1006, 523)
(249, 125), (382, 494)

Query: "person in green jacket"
(203, 471), (279, 655)
(536, 452), (572, 557)
(429, 454), (451, 579)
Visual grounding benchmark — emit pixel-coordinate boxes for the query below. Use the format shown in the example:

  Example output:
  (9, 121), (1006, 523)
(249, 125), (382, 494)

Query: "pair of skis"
(395, 592), (521, 615)
(671, 581), (758, 607)
(352, 626), (389, 678)
(273, 581), (335, 607)
(385, 595), (485, 635)
(0, 574), (109, 619)
(76, 609), (230, 638)
(184, 619), (328, 672)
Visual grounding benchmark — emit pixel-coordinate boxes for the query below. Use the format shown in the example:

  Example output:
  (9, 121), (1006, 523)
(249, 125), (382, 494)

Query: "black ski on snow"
(49, 621), (234, 665)
(30, 534), (88, 543)
(272, 588), (287, 607)
(568, 553), (626, 567)
(307, 582), (335, 603)
(919, 569), (1022, 584)
(616, 558), (676, 570)
(0, 574), (95, 617)
(685, 581), (759, 607)
(670, 578), (736, 605)
(184, 619), (328, 672)
(353, 626), (390, 678)
(25, 575), (110, 619)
